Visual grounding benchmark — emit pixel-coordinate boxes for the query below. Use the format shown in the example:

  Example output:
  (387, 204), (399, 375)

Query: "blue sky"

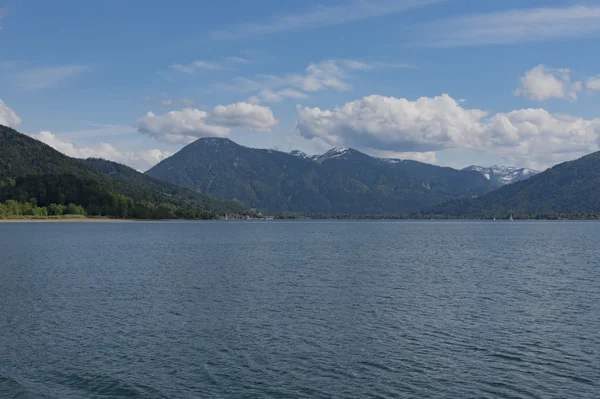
(1, 0), (600, 171)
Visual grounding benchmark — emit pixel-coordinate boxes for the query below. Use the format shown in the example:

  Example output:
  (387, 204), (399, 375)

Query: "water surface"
(1, 221), (598, 398)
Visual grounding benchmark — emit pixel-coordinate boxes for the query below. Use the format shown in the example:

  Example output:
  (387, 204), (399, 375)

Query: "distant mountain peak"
(330, 146), (350, 153)
(290, 150), (311, 159)
(195, 137), (234, 145)
(463, 165), (540, 185)
(316, 147), (367, 162)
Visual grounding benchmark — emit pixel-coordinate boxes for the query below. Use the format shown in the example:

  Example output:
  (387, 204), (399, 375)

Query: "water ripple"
(1, 221), (599, 398)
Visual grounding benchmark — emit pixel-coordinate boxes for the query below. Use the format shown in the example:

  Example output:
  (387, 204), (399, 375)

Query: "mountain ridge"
(426, 151), (600, 216)
(0, 125), (246, 218)
(146, 137), (496, 214)
(463, 165), (539, 186)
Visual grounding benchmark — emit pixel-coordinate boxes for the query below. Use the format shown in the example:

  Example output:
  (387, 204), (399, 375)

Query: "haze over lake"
(1, 221), (598, 398)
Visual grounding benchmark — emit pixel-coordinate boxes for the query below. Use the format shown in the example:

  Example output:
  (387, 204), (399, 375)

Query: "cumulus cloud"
(136, 102), (278, 144)
(296, 94), (488, 152)
(0, 98), (21, 126)
(587, 76), (600, 91)
(295, 94), (600, 169)
(208, 102), (279, 129)
(290, 60), (357, 91)
(514, 65), (582, 101)
(273, 59), (379, 93)
(32, 131), (172, 171)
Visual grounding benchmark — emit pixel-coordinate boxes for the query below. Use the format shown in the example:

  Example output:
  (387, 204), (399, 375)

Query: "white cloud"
(31, 131), (172, 171)
(136, 102), (278, 144)
(587, 76), (600, 91)
(372, 149), (438, 164)
(137, 109), (228, 143)
(295, 94), (600, 169)
(290, 60), (355, 92)
(212, 0), (445, 40)
(514, 64), (582, 102)
(14, 65), (87, 90)
(422, 5), (600, 47)
(208, 102), (279, 129)
(0, 98), (21, 127)
(296, 94), (488, 152)
(220, 59), (411, 102)
(265, 59), (380, 93)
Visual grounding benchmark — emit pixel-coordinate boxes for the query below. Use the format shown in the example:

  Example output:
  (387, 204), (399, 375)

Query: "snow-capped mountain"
(289, 149), (539, 186)
(314, 147), (367, 162)
(291, 147), (371, 163)
(463, 165), (539, 186)
(289, 150), (311, 159)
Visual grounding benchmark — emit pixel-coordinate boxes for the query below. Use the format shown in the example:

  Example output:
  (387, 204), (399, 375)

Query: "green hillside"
(423, 151), (600, 217)
(0, 125), (245, 219)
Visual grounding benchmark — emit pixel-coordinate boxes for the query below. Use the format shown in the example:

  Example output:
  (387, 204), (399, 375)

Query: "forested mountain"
(0, 125), (245, 219)
(5, 123), (598, 219)
(146, 137), (495, 214)
(463, 165), (539, 186)
(81, 158), (245, 214)
(0, 125), (95, 178)
(316, 147), (493, 199)
(425, 151), (600, 217)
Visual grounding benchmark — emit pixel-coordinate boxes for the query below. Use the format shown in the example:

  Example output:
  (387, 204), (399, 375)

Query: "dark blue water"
(1, 221), (598, 398)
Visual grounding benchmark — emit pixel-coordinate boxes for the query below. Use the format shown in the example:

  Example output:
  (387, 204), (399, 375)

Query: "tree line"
(0, 174), (220, 220)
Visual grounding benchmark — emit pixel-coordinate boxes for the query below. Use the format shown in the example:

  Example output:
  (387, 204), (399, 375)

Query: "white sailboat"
(509, 214), (514, 221)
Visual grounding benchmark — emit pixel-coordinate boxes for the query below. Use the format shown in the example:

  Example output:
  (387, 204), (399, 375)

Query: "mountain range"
(291, 148), (539, 187)
(463, 165), (539, 186)
(4, 123), (599, 218)
(146, 137), (600, 217)
(146, 137), (495, 214)
(0, 125), (245, 219)
(426, 151), (600, 217)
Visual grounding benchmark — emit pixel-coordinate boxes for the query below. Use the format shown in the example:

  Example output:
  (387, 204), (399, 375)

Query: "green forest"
(0, 175), (221, 219)
(0, 125), (247, 220)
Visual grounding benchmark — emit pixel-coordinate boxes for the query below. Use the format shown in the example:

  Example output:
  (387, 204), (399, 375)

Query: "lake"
(1, 221), (598, 398)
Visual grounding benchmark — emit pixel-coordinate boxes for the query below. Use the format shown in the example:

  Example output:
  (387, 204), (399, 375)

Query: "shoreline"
(2, 218), (598, 223)
(0, 218), (138, 223)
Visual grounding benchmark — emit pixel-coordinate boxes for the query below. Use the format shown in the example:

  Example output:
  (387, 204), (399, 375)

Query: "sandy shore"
(0, 218), (138, 223)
